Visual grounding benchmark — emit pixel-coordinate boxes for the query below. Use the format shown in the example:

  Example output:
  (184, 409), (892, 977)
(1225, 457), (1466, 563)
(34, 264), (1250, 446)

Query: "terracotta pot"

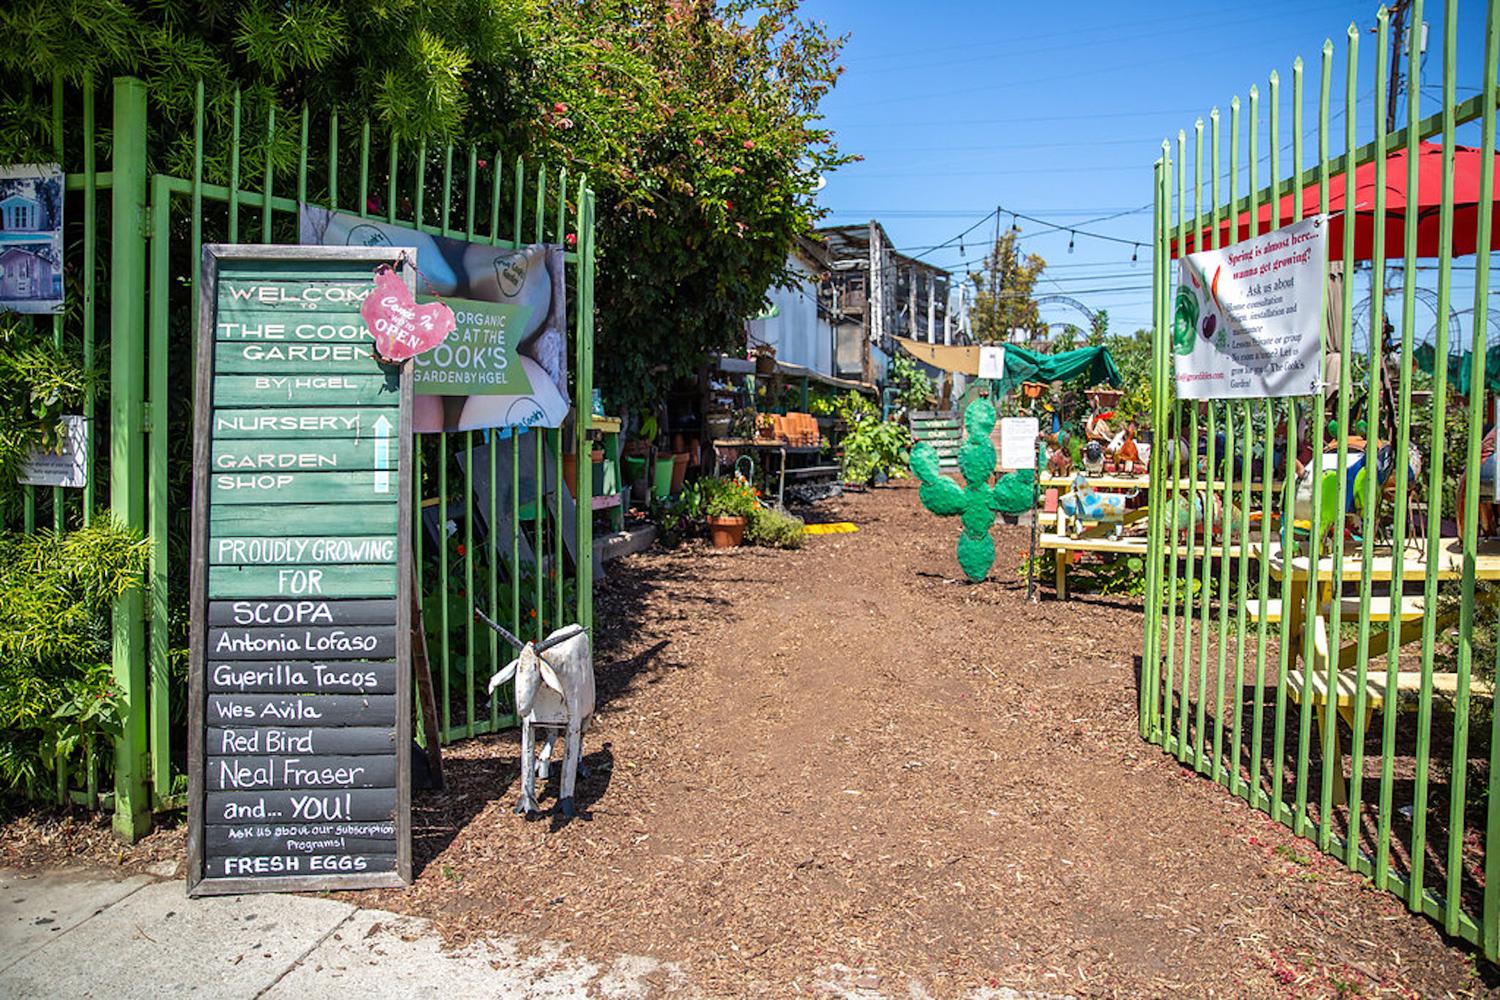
(1021, 381), (1046, 399)
(562, 452), (579, 496)
(670, 452), (690, 492)
(1087, 388), (1124, 410)
(707, 515), (747, 548)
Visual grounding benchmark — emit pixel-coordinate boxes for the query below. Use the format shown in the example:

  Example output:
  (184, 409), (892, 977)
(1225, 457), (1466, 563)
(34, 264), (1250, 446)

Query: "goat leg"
(558, 720), (582, 818)
(515, 720), (540, 816)
(536, 730), (555, 784)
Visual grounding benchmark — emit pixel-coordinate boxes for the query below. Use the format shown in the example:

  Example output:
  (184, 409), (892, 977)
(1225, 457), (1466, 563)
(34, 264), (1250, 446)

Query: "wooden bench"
(1321, 594), (1427, 621)
(1249, 595), (1426, 625)
(1284, 615), (1491, 803)
(1038, 532), (1254, 599)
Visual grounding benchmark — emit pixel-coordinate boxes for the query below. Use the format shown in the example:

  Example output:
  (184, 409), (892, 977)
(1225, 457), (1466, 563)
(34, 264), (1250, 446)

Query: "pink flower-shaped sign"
(361, 266), (456, 362)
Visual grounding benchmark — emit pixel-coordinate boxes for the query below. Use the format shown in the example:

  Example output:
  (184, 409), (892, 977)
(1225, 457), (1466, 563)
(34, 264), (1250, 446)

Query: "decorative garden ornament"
(909, 397), (1009, 582)
(480, 612), (595, 819)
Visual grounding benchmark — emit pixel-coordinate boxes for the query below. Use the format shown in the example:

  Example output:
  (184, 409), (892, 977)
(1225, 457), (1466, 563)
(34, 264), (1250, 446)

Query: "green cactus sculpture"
(909, 397), (1015, 581)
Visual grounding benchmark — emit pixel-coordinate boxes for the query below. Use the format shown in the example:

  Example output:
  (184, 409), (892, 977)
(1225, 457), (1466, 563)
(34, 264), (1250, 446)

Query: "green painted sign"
(212, 437), (390, 472)
(212, 373), (400, 408)
(208, 469), (401, 504)
(211, 407), (397, 439)
(412, 297), (533, 396)
(209, 502), (398, 536)
(189, 245), (414, 898)
(215, 341), (380, 373)
(207, 564), (398, 599)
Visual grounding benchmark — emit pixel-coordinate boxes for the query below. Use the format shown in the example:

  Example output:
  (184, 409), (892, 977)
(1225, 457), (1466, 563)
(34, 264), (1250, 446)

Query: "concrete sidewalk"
(0, 868), (683, 999)
(1, 868), (1072, 999)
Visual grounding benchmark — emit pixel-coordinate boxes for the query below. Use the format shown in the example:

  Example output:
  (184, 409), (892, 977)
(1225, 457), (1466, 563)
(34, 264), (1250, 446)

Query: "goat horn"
(474, 610), (526, 651)
(533, 623), (587, 655)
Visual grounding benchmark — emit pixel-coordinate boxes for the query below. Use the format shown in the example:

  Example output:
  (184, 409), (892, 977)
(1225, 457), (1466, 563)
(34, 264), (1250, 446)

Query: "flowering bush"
(701, 476), (758, 519)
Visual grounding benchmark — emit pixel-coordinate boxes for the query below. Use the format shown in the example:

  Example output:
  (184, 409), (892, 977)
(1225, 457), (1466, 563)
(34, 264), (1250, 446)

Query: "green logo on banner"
(413, 297), (534, 395)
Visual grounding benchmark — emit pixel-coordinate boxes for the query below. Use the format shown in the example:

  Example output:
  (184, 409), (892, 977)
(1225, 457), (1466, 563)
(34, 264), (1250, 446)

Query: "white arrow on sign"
(373, 414), (392, 494)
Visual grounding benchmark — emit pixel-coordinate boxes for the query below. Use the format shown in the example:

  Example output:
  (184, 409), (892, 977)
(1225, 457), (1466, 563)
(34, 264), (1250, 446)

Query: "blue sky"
(804, 0), (1490, 338)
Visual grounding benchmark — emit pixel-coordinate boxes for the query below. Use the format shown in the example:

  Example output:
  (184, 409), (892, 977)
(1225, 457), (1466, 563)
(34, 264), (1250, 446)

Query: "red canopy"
(1172, 142), (1499, 260)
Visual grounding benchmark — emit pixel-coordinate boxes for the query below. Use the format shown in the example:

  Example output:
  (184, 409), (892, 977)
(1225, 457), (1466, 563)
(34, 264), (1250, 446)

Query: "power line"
(1000, 205), (1146, 248)
(894, 208), (999, 257)
(819, 206), (1147, 218)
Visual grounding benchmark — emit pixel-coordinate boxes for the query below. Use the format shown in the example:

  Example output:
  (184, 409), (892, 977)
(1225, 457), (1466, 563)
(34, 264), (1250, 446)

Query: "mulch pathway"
(5, 480), (1496, 997)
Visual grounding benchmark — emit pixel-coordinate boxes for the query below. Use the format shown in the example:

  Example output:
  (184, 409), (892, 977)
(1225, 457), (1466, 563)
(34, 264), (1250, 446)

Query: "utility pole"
(1385, 0), (1409, 135)
(943, 280), (953, 345)
(926, 272), (936, 344)
(989, 205), (1002, 343)
(867, 220), (882, 384)
(907, 265), (918, 343)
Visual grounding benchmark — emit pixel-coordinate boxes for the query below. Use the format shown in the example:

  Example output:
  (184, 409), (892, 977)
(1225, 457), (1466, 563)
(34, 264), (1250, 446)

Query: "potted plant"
(1086, 385), (1124, 411)
(702, 476), (757, 547)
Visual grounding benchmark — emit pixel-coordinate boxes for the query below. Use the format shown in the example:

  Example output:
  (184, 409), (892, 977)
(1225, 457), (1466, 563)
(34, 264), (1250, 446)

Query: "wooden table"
(1265, 537), (1500, 803)
(1268, 537), (1500, 661)
(711, 439), (832, 507)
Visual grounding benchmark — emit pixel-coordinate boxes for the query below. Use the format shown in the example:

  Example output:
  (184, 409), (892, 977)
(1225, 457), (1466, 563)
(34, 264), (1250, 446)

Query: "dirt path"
(4, 481), (1490, 996)
(361, 482), (1491, 998)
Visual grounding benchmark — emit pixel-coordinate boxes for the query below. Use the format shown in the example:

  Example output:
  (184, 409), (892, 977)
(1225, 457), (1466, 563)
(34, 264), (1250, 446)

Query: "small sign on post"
(187, 244), (416, 897)
(999, 416), (1039, 471)
(978, 345), (1006, 381)
(17, 414), (88, 488)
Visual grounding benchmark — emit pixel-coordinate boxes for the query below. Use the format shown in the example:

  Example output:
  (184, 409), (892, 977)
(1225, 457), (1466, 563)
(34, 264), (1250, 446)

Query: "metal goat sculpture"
(479, 611), (595, 818)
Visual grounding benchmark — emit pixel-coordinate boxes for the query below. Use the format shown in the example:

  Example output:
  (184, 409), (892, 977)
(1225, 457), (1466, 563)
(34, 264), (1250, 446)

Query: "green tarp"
(991, 344), (1122, 397)
(1413, 343), (1500, 396)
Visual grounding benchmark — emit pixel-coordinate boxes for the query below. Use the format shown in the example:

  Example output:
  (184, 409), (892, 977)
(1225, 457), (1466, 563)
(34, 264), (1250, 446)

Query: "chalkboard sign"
(187, 245), (415, 896)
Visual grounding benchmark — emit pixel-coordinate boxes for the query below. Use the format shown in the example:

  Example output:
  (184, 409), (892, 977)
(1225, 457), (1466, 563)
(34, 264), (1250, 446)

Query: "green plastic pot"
(653, 456), (674, 499)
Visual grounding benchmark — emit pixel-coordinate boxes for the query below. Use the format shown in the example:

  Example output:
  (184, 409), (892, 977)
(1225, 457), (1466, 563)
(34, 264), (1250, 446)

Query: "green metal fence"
(1141, 0), (1498, 954)
(29, 74), (596, 839)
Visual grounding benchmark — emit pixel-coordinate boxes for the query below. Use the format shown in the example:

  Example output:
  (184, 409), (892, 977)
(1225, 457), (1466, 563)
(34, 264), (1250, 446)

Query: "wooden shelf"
(588, 415), (622, 433)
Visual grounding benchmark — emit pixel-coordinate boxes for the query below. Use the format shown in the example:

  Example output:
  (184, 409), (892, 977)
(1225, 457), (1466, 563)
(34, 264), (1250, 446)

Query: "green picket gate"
(1140, 0), (1499, 954)
(20, 74), (597, 840)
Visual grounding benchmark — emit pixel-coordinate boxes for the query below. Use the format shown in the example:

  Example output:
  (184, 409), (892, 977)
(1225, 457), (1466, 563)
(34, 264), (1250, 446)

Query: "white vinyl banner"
(1173, 215), (1327, 399)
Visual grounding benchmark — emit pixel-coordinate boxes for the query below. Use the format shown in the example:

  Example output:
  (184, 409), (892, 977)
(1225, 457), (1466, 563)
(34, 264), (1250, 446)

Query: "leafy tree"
(0, 0), (851, 409)
(1108, 327), (1154, 426)
(969, 229), (1046, 344)
(1088, 308), (1109, 346)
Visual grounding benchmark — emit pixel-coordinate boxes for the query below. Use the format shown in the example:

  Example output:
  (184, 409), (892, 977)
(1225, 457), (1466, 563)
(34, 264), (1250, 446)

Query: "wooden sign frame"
(187, 244), (416, 896)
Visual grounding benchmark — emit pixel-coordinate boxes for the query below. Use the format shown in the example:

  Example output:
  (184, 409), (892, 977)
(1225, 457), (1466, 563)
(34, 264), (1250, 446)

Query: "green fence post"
(110, 76), (151, 841)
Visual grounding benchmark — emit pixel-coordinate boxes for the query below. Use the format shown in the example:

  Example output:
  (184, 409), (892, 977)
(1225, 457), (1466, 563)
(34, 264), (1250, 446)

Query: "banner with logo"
(1173, 215), (1327, 399)
(300, 206), (568, 433)
(0, 164), (64, 315)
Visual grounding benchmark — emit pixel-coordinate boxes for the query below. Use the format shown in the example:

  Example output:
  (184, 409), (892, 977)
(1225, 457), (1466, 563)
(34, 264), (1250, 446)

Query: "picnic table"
(1037, 473), (1150, 598)
(1263, 537), (1500, 803)
(1265, 538), (1500, 661)
(1037, 472), (1284, 598)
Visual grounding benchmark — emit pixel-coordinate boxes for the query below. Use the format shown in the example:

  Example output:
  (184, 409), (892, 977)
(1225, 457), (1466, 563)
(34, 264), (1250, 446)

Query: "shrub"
(0, 518), (149, 800)
(888, 353), (933, 411)
(747, 506), (804, 549)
